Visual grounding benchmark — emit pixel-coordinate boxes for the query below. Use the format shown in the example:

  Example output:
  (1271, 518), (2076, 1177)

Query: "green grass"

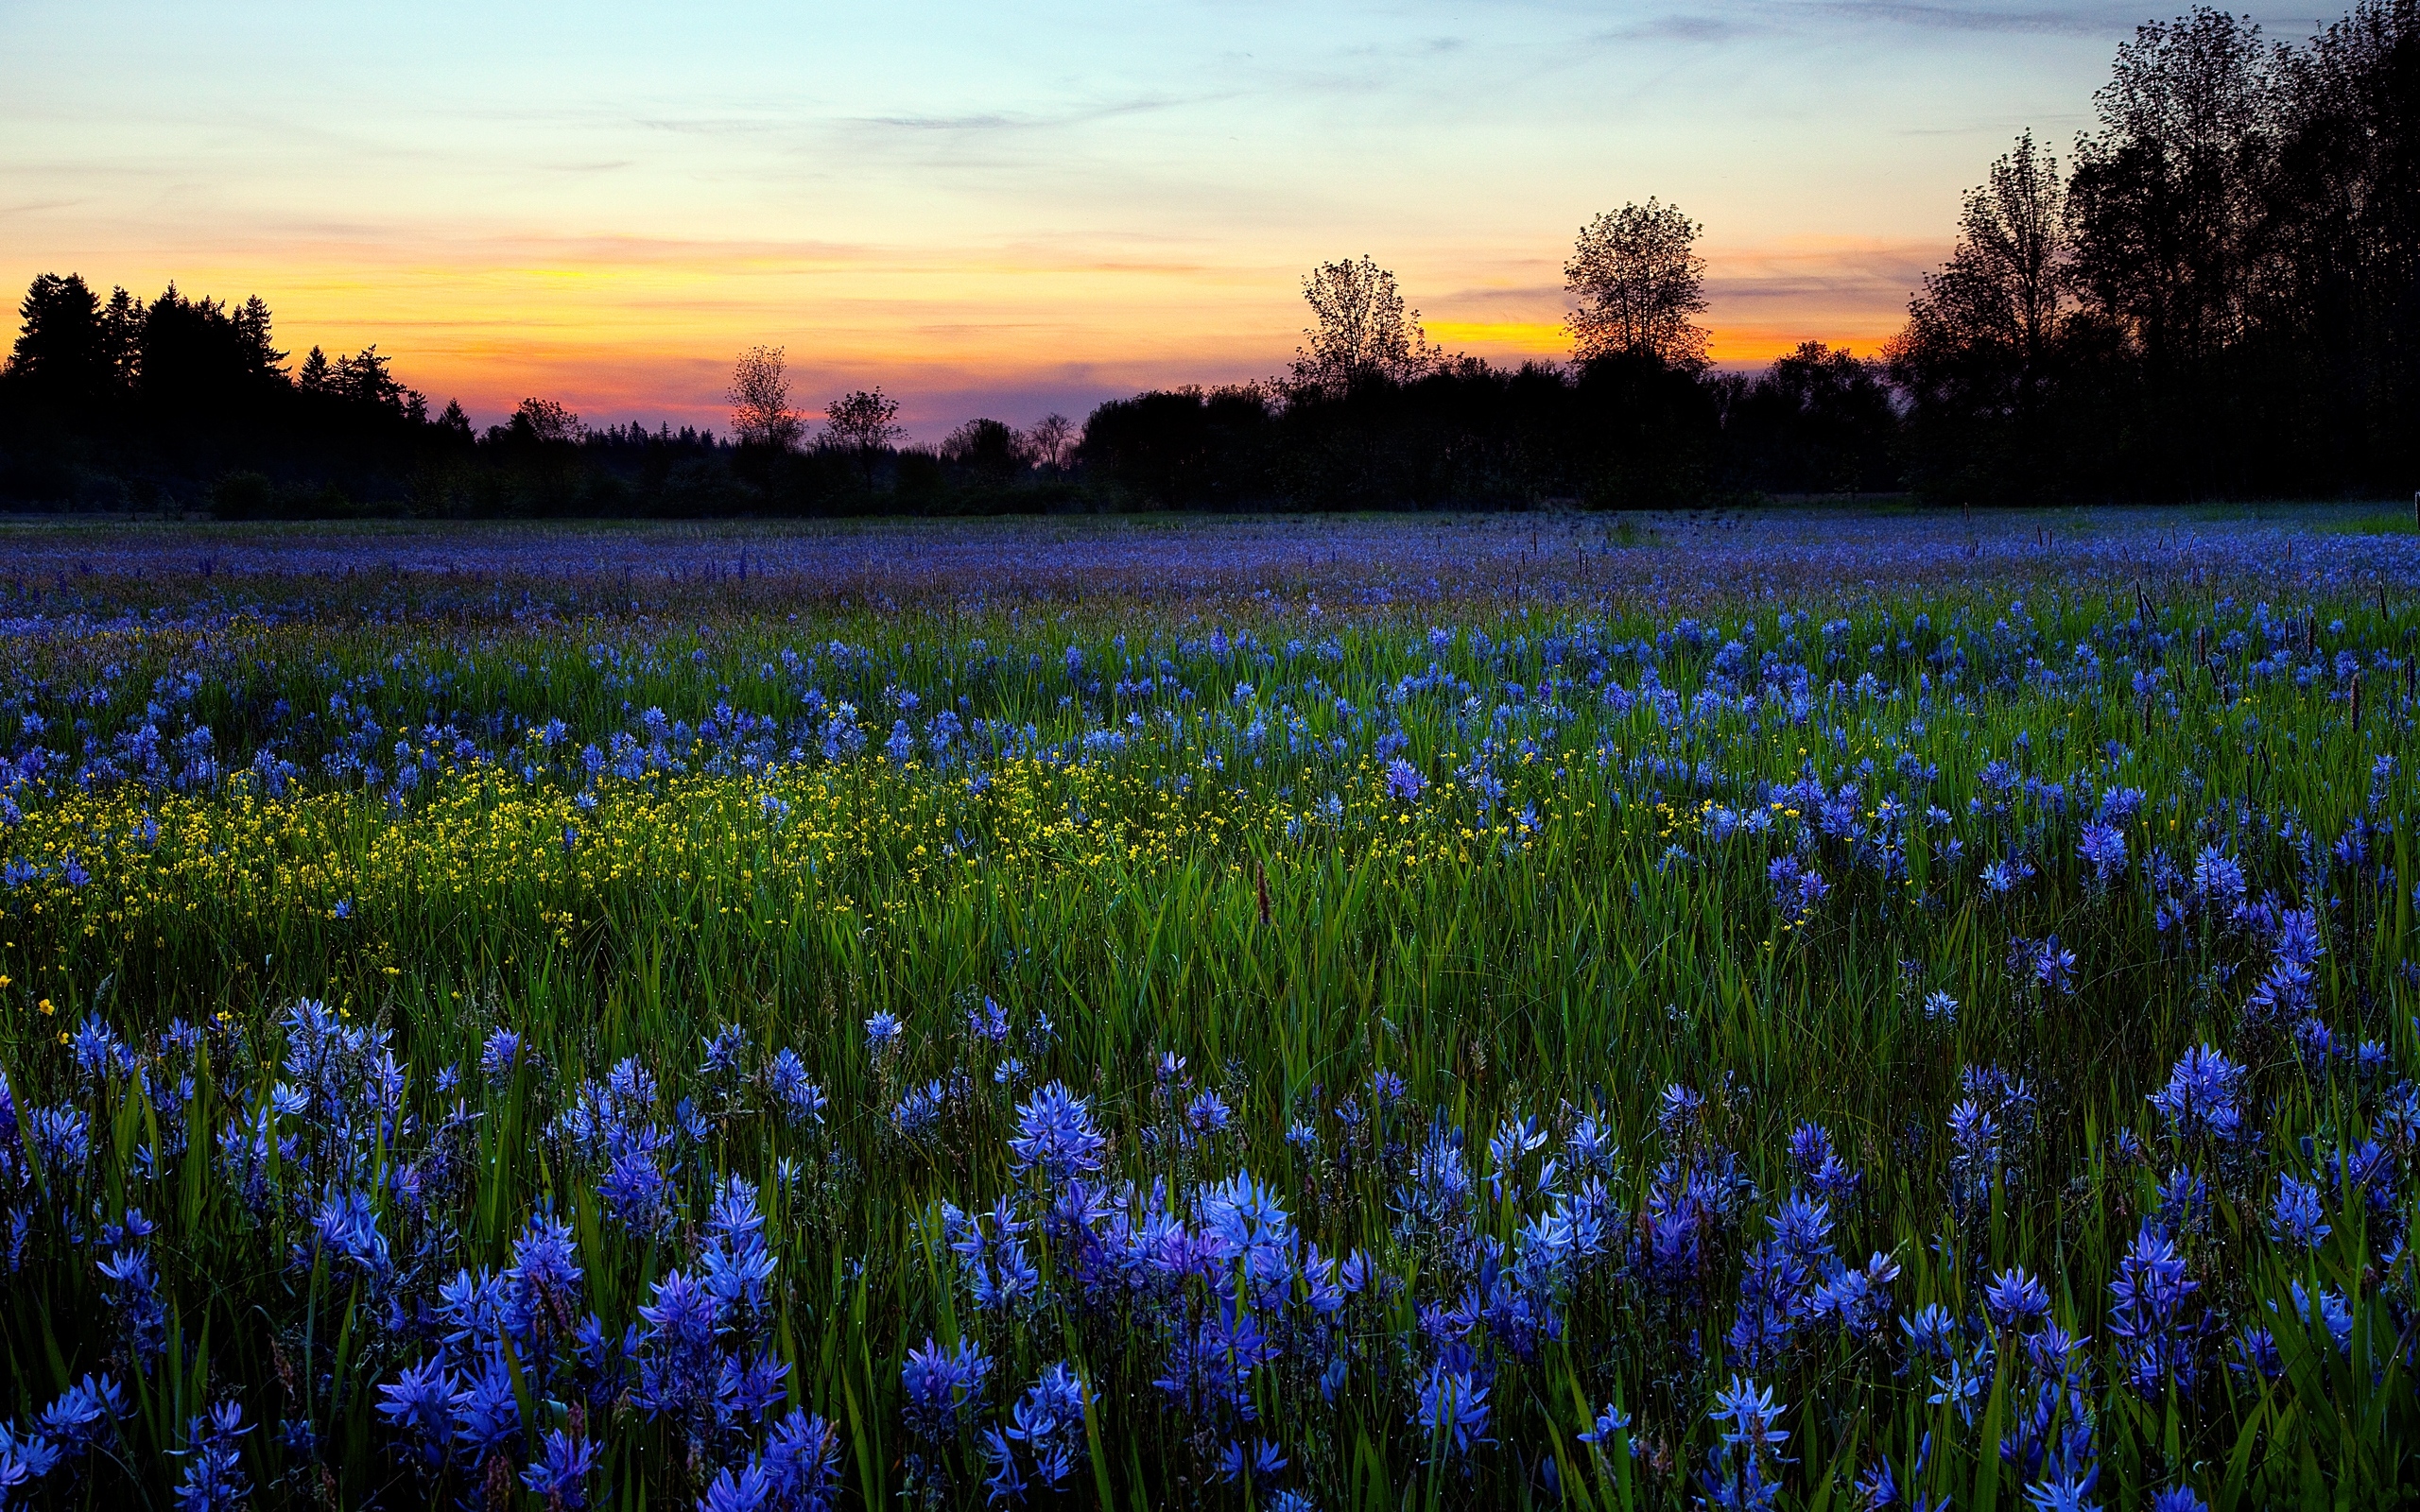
(0, 524), (2412, 1507)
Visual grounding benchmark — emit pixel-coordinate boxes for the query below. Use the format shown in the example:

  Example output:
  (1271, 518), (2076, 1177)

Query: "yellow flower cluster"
(1, 757), (1614, 989)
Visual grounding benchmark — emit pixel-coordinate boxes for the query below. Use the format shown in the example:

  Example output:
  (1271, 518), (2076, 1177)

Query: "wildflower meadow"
(0, 507), (2414, 1510)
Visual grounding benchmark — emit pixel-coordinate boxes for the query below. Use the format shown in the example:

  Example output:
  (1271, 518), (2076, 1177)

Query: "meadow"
(0, 507), (2413, 1511)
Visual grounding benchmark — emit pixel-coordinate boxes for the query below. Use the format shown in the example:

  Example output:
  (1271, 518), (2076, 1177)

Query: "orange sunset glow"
(5, 1), (2151, 435)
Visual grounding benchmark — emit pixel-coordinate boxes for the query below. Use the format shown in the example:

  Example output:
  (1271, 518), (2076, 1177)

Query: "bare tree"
(1564, 198), (1711, 369)
(1025, 412), (1075, 471)
(824, 387), (902, 486)
(1288, 255), (1444, 393)
(727, 345), (803, 450)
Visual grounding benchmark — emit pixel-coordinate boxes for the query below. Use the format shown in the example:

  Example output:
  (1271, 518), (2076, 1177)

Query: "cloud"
(1805, 1), (2136, 37)
(855, 92), (1206, 134)
(1594, 14), (1765, 43)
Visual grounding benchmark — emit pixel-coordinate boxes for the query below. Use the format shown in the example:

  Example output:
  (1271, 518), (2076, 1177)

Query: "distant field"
(0, 507), (2414, 1508)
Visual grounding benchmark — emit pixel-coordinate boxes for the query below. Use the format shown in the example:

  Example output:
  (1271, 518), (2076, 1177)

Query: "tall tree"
(1728, 342), (1903, 494)
(142, 284), (225, 410)
(233, 296), (286, 387)
(1890, 132), (2073, 420)
(506, 397), (584, 445)
(727, 345), (803, 450)
(2066, 9), (2273, 374)
(2259, 0), (2420, 486)
(1564, 199), (1710, 370)
(1025, 413), (1075, 471)
(99, 286), (147, 397)
(330, 345), (418, 418)
(824, 388), (902, 487)
(942, 418), (1028, 481)
(1288, 256), (1443, 393)
(6, 273), (108, 407)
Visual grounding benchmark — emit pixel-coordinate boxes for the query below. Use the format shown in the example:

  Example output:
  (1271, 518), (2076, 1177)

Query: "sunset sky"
(0, 2), (2312, 437)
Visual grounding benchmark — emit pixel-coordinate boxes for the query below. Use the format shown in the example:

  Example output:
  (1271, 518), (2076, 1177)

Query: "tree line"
(1, 1), (2410, 515)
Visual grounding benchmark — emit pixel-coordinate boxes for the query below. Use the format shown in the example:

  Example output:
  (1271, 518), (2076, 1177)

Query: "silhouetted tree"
(1570, 350), (1719, 507)
(6, 273), (108, 407)
(2257, 0), (2420, 489)
(1722, 342), (1903, 495)
(1288, 256), (1444, 394)
(1902, 133), (2069, 404)
(824, 387), (901, 487)
(501, 397), (583, 446)
(942, 418), (1028, 481)
(1025, 413), (1075, 471)
(1080, 386), (1274, 507)
(100, 286), (146, 397)
(2067, 10), (2272, 376)
(233, 297), (285, 388)
(2060, 9), (2278, 494)
(1565, 199), (1710, 369)
(332, 346), (418, 419)
(1888, 132), (2092, 499)
(140, 284), (292, 419)
(728, 345), (803, 450)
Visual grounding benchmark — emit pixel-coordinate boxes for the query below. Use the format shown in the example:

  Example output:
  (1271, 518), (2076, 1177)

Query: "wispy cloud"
(857, 93), (1202, 133)
(1805, 1), (2138, 36)
(1593, 14), (1766, 43)
(1, 0), (2167, 427)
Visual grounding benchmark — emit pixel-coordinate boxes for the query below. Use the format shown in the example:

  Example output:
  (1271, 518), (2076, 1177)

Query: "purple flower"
(698, 1462), (773, 1512)
(1983, 1266), (2050, 1332)
(1215, 1436), (1288, 1486)
(2077, 821), (2126, 881)
(2031, 935), (2077, 994)
(2273, 909), (2324, 970)
(173, 1400), (251, 1512)
(2269, 1174), (2330, 1251)
(375, 1356), (454, 1470)
(764, 1049), (826, 1125)
(699, 1023), (748, 1081)
(1008, 1082), (1107, 1183)
(902, 1336), (992, 1441)
(97, 1246), (167, 1362)
(449, 1350), (523, 1460)
(762, 1409), (843, 1509)
(1384, 758), (1425, 802)
(1578, 1401), (1632, 1448)
(36, 1375), (123, 1456)
(2148, 1045), (2248, 1148)
(1701, 1375), (1789, 1511)
(479, 1029), (523, 1079)
(2108, 1220), (2202, 1399)
(1409, 1363), (1491, 1456)
(634, 1270), (723, 1429)
(701, 1176), (778, 1330)
(2023, 1468), (2102, 1511)
(2189, 847), (2246, 913)
(521, 1429), (600, 1508)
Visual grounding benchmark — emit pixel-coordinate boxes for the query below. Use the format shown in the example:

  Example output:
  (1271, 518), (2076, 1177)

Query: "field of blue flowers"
(0, 507), (2414, 1510)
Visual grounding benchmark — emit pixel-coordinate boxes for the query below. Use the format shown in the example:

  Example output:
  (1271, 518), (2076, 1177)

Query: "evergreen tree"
(6, 272), (108, 407)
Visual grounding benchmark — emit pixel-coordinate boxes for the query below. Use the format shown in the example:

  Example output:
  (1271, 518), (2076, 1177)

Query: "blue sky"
(0, 1), (2321, 434)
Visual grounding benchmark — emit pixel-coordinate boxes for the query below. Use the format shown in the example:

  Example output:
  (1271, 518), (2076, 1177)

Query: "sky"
(0, 1), (2322, 438)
